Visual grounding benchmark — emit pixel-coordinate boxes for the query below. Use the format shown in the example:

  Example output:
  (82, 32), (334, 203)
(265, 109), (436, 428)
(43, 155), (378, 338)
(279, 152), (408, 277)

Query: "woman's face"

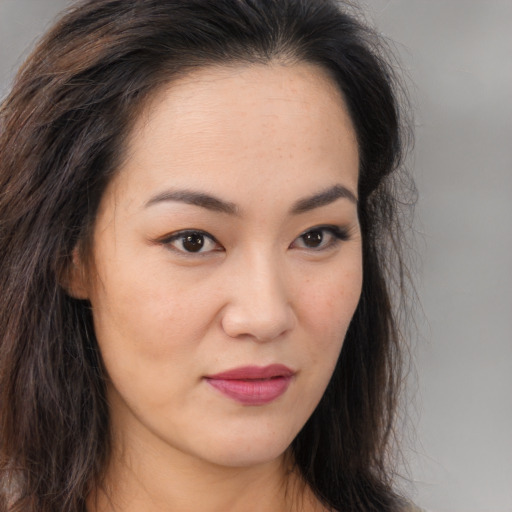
(73, 63), (362, 469)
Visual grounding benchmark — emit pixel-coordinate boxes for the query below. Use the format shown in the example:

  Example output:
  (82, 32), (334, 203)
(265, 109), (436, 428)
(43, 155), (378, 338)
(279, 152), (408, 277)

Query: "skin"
(71, 62), (362, 512)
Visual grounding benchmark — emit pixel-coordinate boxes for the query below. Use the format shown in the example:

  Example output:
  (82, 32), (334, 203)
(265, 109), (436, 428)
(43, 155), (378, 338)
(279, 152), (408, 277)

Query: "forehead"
(107, 62), (359, 210)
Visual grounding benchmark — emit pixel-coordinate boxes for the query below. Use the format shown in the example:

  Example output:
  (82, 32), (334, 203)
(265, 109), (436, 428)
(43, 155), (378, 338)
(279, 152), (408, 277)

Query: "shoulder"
(401, 504), (426, 512)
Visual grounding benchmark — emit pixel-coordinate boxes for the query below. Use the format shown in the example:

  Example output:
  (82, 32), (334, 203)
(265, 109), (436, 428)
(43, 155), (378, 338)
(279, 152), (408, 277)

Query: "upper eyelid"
(156, 224), (349, 250)
(157, 230), (223, 256)
(160, 229), (217, 244)
(298, 224), (348, 238)
(291, 225), (349, 249)
(160, 225), (343, 237)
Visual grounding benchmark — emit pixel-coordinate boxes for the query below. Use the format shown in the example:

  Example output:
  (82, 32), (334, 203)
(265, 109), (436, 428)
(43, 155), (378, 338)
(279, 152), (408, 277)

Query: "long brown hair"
(0, 1), (414, 510)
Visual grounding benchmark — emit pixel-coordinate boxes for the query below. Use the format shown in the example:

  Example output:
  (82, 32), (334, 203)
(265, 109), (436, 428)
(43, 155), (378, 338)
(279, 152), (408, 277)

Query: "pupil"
(183, 233), (204, 252)
(303, 230), (323, 248)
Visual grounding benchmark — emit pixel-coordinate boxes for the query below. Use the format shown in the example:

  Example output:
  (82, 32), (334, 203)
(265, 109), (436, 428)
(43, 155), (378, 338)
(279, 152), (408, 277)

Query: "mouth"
(204, 364), (295, 406)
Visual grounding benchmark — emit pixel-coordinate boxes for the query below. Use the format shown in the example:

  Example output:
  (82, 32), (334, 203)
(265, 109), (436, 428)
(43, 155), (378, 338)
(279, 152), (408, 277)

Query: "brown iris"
(301, 229), (323, 248)
(182, 232), (205, 252)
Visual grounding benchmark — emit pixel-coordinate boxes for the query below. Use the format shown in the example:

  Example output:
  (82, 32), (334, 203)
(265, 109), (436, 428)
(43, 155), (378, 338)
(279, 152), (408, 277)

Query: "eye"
(291, 225), (348, 251)
(160, 230), (221, 255)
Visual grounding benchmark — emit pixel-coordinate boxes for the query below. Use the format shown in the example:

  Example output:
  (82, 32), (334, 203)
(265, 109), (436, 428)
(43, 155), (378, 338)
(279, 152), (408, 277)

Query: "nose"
(220, 252), (296, 342)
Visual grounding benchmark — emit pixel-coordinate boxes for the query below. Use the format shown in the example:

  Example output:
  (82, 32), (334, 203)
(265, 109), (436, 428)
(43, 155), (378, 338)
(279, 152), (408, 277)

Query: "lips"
(204, 364), (294, 405)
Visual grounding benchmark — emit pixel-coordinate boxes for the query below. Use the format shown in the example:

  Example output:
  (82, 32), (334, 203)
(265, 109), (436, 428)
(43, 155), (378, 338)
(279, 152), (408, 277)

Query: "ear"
(61, 246), (90, 300)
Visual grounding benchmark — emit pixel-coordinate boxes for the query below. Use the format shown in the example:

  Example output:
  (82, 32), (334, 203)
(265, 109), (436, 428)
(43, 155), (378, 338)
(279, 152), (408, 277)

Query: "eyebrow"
(145, 189), (239, 215)
(290, 184), (358, 214)
(144, 184), (357, 215)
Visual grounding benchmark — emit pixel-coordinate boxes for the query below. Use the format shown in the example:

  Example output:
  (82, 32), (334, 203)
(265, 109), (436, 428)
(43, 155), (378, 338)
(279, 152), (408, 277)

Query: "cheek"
(299, 265), (362, 343)
(88, 268), (216, 416)
(88, 260), (214, 366)
(293, 262), (362, 388)
(282, 263), (362, 422)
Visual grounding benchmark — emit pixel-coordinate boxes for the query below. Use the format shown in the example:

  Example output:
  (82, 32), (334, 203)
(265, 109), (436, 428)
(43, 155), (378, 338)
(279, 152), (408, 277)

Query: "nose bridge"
(221, 245), (295, 341)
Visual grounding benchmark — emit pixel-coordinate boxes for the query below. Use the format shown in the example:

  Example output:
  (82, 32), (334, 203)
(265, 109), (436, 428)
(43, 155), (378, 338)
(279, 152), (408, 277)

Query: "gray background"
(1, 1), (511, 511)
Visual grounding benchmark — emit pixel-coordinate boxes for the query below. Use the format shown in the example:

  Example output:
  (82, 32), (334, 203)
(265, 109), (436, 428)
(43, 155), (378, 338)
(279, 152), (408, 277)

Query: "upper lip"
(205, 364), (295, 380)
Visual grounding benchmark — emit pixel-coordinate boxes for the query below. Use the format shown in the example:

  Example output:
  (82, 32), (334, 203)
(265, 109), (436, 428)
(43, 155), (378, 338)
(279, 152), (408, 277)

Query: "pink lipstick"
(204, 364), (294, 405)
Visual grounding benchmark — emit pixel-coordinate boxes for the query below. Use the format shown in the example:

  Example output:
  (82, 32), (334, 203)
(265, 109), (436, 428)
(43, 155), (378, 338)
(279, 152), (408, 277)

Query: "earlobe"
(61, 247), (90, 300)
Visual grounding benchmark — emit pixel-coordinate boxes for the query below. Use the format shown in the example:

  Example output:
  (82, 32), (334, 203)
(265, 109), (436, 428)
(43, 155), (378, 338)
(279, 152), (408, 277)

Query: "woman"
(0, 0), (415, 511)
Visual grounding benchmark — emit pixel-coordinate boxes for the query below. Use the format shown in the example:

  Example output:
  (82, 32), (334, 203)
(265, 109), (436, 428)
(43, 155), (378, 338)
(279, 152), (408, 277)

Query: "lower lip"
(205, 376), (292, 405)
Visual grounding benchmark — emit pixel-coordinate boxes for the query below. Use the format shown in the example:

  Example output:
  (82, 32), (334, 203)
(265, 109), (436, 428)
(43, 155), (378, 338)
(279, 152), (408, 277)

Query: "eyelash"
(291, 225), (349, 251)
(158, 230), (221, 256)
(158, 225), (349, 256)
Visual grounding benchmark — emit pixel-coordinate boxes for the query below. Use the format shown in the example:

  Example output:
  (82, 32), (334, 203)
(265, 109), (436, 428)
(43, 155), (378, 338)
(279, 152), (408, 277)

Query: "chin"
(191, 428), (296, 469)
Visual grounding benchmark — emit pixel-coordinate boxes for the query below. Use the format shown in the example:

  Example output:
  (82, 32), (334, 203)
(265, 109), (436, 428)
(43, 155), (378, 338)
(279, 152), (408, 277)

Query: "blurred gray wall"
(364, 2), (512, 511)
(1, 1), (511, 511)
